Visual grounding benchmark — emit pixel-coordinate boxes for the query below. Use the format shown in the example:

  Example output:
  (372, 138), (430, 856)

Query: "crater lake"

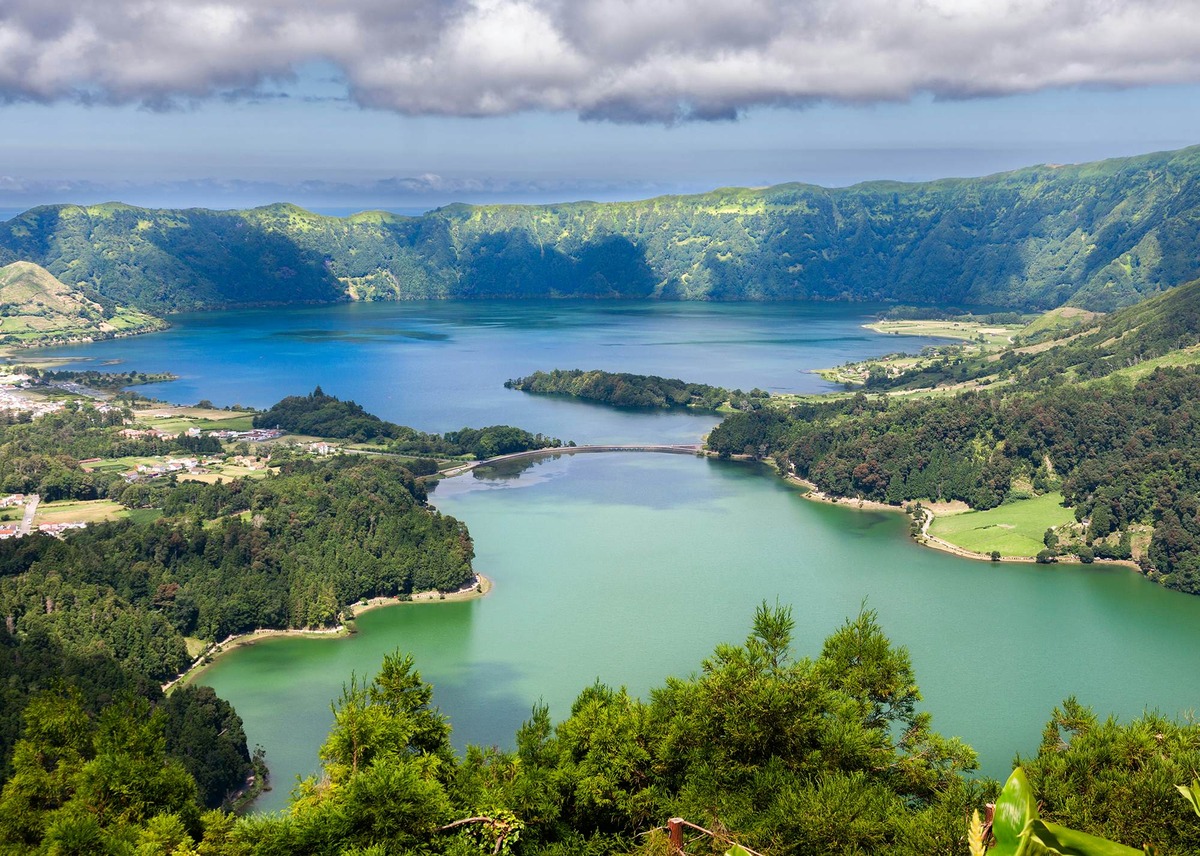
(35, 300), (1200, 812)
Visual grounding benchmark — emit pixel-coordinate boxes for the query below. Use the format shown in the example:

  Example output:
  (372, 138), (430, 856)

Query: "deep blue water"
(36, 300), (944, 444)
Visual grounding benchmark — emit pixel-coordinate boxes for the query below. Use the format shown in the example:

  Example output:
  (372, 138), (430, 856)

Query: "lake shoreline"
(168, 573), (492, 692)
(782, 471), (1141, 571)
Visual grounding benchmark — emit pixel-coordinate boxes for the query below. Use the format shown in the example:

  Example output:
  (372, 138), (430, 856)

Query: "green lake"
(200, 452), (1200, 812)
(39, 301), (1200, 812)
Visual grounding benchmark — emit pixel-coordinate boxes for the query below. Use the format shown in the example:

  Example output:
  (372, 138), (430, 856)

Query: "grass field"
(179, 466), (270, 484)
(1107, 344), (1200, 381)
(929, 492), (1075, 557)
(126, 508), (162, 525)
(143, 412), (257, 433)
(816, 319), (1022, 388)
(865, 319), (1023, 346)
(80, 456), (163, 473)
(1016, 306), (1102, 342)
(35, 499), (129, 525)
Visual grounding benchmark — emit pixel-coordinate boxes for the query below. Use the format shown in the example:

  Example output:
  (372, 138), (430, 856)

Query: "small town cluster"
(0, 372), (125, 418)
(0, 371), (335, 541)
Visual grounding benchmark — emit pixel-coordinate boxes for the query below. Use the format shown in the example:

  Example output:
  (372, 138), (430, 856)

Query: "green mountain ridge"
(3, 145), (1200, 313)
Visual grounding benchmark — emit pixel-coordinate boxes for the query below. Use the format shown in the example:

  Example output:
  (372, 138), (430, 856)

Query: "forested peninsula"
(705, 278), (1200, 592)
(505, 369), (768, 412)
(0, 449), (474, 682)
(256, 387), (566, 456)
(0, 390), (511, 816)
(4, 145), (1200, 314)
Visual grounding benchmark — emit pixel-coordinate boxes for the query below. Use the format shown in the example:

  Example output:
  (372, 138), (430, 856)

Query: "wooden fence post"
(668, 817), (685, 854)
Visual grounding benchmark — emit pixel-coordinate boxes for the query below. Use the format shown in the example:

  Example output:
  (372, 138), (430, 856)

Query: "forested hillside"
(713, 367), (1200, 591)
(6, 605), (1200, 854)
(863, 275), (1200, 391)
(3, 146), (1200, 313)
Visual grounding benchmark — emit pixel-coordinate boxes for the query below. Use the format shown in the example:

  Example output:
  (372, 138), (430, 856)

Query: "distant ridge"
(0, 261), (164, 346)
(2, 145), (1200, 314)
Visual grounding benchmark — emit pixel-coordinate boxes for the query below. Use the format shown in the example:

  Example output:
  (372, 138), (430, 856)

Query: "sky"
(2, 0), (1200, 212)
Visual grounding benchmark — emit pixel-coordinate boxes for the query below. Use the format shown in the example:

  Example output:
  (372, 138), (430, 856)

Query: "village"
(0, 368), (341, 539)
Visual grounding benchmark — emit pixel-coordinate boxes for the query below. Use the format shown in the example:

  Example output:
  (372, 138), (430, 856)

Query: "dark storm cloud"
(1, 0), (1198, 122)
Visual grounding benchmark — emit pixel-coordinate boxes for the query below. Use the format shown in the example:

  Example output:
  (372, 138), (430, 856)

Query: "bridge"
(439, 444), (704, 478)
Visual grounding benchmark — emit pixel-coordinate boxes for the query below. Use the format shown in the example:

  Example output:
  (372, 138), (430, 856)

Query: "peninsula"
(505, 368), (768, 413)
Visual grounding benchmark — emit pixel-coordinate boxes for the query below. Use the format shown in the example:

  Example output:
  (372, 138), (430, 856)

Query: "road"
(18, 494), (39, 536)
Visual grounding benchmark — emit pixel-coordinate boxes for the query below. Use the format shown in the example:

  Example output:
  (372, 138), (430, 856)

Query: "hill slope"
(867, 275), (1200, 391)
(0, 261), (165, 346)
(3, 146), (1200, 313)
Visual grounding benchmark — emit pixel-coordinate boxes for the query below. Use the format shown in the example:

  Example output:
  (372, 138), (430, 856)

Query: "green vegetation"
(0, 407), (225, 503)
(866, 318), (1023, 347)
(1010, 697), (1200, 853)
(701, 273), (1200, 585)
(863, 275), (1200, 392)
(0, 627), (254, 813)
(708, 364), (1200, 591)
(1015, 305), (1103, 344)
(0, 455), (475, 679)
(33, 498), (129, 525)
(821, 316), (1022, 388)
(144, 408), (257, 434)
(6, 604), (1200, 855)
(0, 260), (165, 346)
(505, 369), (768, 412)
(256, 387), (566, 457)
(978, 767), (1144, 855)
(0, 397), (479, 728)
(6, 146), (1200, 313)
(18, 366), (176, 391)
(929, 493), (1075, 557)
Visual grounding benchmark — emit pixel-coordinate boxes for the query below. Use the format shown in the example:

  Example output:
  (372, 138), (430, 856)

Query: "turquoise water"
(200, 452), (1200, 813)
(40, 301), (1200, 812)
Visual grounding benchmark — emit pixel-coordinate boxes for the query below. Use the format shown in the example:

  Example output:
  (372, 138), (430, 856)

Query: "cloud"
(1, 0), (1198, 122)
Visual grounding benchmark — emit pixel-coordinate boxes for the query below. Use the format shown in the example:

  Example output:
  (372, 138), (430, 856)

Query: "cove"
(200, 451), (1200, 813)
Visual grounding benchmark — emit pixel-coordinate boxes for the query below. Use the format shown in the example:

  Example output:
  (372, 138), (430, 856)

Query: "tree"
(286, 652), (456, 852)
(164, 685), (253, 808)
(0, 689), (202, 851)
